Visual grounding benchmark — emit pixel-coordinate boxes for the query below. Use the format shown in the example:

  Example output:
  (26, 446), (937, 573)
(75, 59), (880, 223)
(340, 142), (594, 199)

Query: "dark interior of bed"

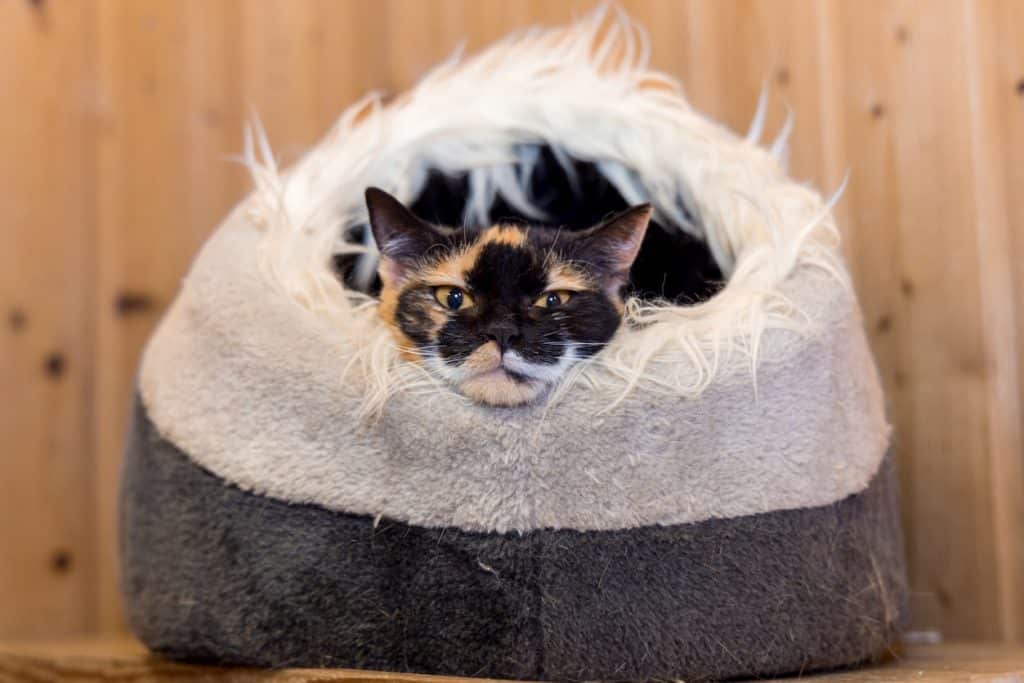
(334, 144), (724, 304)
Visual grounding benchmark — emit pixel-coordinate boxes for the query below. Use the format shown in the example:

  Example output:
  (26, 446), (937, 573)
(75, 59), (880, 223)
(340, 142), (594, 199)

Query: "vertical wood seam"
(963, 0), (1024, 642)
(81, 0), (101, 635)
(813, 1), (845, 199)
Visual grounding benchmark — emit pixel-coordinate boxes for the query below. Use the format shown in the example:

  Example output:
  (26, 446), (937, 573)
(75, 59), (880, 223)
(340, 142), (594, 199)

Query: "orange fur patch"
(377, 294), (418, 359)
(378, 265), (445, 360)
(459, 372), (546, 406)
(546, 262), (593, 291)
(481, 225), (528, 247)
(463, 341), (501, 372)
(421, 242), (480, 286)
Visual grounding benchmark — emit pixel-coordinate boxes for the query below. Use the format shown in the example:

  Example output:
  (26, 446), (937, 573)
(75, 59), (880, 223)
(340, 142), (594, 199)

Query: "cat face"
(365, 188), (651, 406)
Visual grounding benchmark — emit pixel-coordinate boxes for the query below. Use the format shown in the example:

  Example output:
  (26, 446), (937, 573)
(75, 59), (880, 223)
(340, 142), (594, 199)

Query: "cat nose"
(485, 324), (521, 352)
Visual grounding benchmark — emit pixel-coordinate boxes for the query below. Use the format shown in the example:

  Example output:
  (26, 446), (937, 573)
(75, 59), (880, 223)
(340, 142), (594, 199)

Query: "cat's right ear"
(365, 187), (438, 286)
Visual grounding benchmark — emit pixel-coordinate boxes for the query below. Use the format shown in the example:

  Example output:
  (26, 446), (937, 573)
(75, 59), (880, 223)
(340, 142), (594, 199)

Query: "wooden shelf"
(1, 638), (1023, 682)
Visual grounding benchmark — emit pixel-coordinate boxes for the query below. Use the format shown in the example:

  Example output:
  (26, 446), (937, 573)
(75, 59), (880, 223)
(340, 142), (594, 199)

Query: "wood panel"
(93, 0), (243, 633)
(1, 0), (1022, 643)
(669, 0), (830, 186)
(965, 0), (1024, 641)
(0, 0), (98, 638)
(2, 638), (1024, 683)
(819, 0), (1022, 641)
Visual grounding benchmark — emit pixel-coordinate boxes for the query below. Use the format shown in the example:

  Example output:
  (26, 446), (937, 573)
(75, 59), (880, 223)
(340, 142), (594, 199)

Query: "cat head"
(365, 187), (651, 406)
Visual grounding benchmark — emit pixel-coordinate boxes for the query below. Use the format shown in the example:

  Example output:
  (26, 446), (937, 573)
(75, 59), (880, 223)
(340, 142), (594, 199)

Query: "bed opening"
(334, 144), (724, 304)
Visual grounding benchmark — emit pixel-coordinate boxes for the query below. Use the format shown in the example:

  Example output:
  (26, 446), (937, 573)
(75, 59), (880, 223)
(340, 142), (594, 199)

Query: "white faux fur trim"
(239, 7), (849, 415)
(136, 8), (890, 533)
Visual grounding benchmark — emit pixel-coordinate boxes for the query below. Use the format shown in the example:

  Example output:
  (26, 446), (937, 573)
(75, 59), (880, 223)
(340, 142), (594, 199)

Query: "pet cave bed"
(121, 13), (908, 683)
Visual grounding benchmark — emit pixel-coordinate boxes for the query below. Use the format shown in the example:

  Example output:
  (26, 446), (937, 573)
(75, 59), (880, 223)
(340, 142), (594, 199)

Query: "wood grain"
(1, 639), (1023, 683)
(1, 0), (1022, 643)
(674, 1), (832, 187)
(820, 0), (1017, 641)
(964, 0), (1024, 643)
(0, 0), (98, 638)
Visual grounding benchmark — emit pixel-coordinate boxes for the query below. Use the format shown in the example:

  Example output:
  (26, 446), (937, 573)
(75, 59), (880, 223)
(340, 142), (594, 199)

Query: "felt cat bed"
(121, 11), (908, 682)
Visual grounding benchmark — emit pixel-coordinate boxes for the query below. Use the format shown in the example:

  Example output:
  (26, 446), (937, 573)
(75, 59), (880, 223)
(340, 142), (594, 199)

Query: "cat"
(365, 187), (651, 406)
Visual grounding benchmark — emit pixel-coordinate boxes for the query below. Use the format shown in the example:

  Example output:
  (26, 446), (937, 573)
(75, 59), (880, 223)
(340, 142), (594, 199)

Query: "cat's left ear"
(578, 204), (653, 284)
(365, 187), (443, 287)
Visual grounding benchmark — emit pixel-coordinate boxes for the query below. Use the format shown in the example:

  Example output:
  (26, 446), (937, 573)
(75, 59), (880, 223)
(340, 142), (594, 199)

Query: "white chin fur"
(501, 349), (578, 383)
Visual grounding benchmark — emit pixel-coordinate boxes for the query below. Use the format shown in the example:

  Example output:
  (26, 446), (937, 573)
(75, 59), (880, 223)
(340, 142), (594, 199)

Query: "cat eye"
(434, 286), (475, 311)
(534, 290), (573, 309)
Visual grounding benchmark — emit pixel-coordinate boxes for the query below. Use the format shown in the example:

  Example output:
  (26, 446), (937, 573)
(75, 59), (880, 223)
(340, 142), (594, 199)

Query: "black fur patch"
(396, 287), (439, 347)
(417, 239), (623, 367)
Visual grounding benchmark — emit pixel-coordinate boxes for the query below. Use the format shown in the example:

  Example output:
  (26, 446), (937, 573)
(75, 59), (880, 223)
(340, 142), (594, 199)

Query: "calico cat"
(365, 187), (651, 406)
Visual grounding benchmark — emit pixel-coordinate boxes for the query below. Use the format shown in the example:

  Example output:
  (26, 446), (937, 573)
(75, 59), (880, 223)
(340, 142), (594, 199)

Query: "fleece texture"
(135, 10), (891, 534)
(139, 206), (889, 534)
(122, 396), (908, 682)
(123, 10), (907, 680)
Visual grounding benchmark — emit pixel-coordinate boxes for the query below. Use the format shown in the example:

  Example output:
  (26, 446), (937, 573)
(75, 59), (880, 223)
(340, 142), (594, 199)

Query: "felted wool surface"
(122, 8), (909, 682)
(123, 397), (907, 682)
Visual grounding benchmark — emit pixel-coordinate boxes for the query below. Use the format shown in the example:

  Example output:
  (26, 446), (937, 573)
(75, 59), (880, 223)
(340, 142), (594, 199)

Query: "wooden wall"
(2, 0), (1022, 643)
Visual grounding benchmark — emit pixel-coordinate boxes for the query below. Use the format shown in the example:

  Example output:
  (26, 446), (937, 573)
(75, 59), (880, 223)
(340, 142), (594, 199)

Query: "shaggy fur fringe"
(239, 6), (850, 416)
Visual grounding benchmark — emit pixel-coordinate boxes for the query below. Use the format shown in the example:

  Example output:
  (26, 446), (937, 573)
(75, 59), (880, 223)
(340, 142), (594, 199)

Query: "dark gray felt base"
(121, 396), (908, 681)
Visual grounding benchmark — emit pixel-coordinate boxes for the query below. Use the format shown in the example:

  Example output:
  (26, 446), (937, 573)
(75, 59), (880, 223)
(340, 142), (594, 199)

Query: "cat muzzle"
(462, 341), (549, 384)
